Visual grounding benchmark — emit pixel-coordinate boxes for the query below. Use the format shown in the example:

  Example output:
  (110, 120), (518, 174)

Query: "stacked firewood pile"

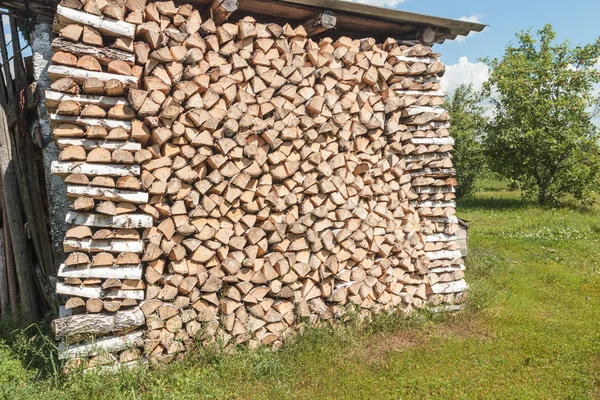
(47, 0), (468, 368)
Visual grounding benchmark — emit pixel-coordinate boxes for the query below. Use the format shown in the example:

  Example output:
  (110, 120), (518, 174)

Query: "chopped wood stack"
(48, 0), (468, 368)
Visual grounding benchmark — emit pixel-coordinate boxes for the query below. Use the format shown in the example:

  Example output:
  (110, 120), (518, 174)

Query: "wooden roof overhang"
(1, 0), (486, 44)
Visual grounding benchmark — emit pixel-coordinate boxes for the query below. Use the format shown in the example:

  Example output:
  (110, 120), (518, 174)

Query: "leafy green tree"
(482, 24), (600, 205)
(444, 84), (487, 197)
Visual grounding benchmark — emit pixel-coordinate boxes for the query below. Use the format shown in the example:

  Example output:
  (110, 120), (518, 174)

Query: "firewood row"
(48, 0), (468, 368)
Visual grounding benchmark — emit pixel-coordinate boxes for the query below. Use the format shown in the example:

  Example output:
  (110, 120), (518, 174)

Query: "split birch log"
(58, 331), (144, 359)
(66, 185), (148, 204)
(430, 279), (469, 294)
(63, 238), (144, 253)
(50, 114), (131, 131)
(55, 5), (136, 38)
(46, 90), (128, 110)
(65, 211), (153, 228)
(58, 263), (143, 280)
(57, 139), (140, 151)
(51, 161), (140, 177)
(426, 250), (463, 260)
(56, 282), (145, 300)
(48, 65), (138, 89)
(52, 307), (145, 339)
(51, 38), (135, 66)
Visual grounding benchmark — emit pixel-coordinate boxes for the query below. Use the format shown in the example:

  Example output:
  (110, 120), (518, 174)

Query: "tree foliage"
(482, 24), (600, 205)
(444, 84), (487, 197)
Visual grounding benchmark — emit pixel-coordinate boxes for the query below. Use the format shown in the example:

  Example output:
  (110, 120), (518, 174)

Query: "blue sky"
(351, 0), (600, 96)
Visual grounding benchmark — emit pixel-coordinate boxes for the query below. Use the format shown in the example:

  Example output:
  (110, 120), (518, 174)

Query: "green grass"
(2, 179), (600, 399)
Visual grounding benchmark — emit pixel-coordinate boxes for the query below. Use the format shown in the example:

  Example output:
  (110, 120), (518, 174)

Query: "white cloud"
(454, 14), (487, 43)
(440, 56), (490, 94)
(344, 0), (407, 9)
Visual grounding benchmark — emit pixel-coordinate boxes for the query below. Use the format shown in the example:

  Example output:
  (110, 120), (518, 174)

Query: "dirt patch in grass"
(357, 313), (490, 365)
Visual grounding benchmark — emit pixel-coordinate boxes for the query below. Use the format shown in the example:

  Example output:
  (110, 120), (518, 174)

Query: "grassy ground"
(1, 179), (600, 399)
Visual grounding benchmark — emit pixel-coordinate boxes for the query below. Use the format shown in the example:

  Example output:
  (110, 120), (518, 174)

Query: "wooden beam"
(203, 0), (238, 25)
(51, 161), (140, 177)
(301, 10), (336, 37)
(55, 5), (136, 38)
(52, 307), (145, 339)
(65, 211), (153, 229)
(48, 65), (138, 89)
(51, 38), (135, 66)
(45, 90), (128, 110)
(58, 263), (143, 280)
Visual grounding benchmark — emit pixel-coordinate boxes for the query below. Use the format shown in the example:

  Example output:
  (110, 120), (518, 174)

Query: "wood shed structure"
(0, 0), (485, 369)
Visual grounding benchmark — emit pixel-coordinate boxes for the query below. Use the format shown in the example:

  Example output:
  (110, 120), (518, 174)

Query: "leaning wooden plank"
(55, 5), (135, 38)
(51, 161), (140, 177)
(56, 282), (144, 300)
(426, 250), (463, 261)
(48, 65), (138, 89)
(51, 38), (135, 66)
(58, 331), (144, 360)
(65, 212), (153, 229)
(430, 279), (469, 294)
(52, 307), (145, 339)
(426, 233), (458, 242)
(66, 185), (148, 204)
(57, 138), (141, 151)
(58, 263), (143, 280)
(63, 238), (144, 253)
(50, 114), (131, 131)
(46, 90), (128, 110)
(409, 137), (455, 145)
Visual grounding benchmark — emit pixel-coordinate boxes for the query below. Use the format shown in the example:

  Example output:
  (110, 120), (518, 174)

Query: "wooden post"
(0, 226), (7, 315)
(2, 207), (17, 314)
(302, 11), (336, 37)
(203, 0), (238, 25)
(0, 105), (40, 322)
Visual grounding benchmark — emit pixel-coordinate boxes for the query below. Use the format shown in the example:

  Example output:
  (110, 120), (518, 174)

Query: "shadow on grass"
(458, 196), (527, 211)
